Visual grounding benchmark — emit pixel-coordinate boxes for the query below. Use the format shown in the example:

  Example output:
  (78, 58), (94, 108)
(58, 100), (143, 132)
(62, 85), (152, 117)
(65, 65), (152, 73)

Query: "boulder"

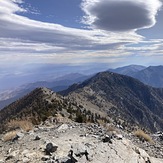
(45, 143), (58, 155)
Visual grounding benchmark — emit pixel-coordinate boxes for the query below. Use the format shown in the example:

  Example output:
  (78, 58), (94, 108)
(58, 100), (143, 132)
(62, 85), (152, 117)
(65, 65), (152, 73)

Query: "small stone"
(22, 150), (30, 156)
(22, 157), (31, 163)
(16, 132), (24, 138)
(41, 156), (50, 161)
(0, 158), (4, 163)
(102, 135), (112, 144)
(12, 135), (20, 142)
(116, 134), (123, 140)
(10, 150), (19, 157)
(57, 124), (69, 132)
(92, 135), (99, 138)
(34, 136), (41, 140)
(45, 143), (58, 155)
(5, 155), (14, 161)
(56, 156), (70, 163)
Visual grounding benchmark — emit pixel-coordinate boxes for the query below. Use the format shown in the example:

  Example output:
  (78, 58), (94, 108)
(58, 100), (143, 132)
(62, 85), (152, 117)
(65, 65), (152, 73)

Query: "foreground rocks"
(0, 122), (163, 163)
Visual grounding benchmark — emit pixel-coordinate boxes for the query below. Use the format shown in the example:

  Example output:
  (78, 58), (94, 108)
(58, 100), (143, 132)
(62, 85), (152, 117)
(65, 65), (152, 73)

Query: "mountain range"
(1, 70), (163, 162)
(109, 65), (163, 88)
(0, 73), (90, 109)
(109, 65), (146, 76)
(1, 71), (163, 133)
(2, 64), (163, 110)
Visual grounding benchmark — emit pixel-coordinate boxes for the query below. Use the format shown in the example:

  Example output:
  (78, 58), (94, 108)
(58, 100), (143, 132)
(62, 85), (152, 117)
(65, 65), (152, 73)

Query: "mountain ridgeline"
(61, 71), (163, 132)
(0, 73), (90, 110)
(132, 66), (163, 88)
(0, 87), (109, 133)
(109, 65), (146, 76)
(109, 65), (163, 88)
(1, 71), (163, 133)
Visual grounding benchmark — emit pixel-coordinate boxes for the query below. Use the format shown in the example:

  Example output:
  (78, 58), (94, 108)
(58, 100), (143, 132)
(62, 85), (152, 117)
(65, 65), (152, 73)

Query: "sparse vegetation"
(7, 120), (33, 132)
(3, 131), (17, 142)
(134, 129), (154, 143)
(106, 125), (117, 132)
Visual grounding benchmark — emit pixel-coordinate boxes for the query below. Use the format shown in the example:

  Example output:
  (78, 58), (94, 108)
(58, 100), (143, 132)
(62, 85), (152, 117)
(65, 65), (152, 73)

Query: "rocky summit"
(0, 118), (163, 163)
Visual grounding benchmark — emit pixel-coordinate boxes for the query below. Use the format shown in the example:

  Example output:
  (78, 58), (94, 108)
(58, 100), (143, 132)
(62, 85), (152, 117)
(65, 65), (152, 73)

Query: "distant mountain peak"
(132, 65), (163, 88)
(109, 65), (146, 76)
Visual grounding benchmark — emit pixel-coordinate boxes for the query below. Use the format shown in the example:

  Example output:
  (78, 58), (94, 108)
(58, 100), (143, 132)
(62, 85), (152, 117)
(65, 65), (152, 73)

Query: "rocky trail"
(0, 118), (163, 163)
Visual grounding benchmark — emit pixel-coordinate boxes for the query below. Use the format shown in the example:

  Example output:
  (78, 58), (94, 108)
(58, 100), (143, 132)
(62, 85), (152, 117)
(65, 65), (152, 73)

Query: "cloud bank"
(0, 0), (163, 83)
(0, 0), (144, 62)
(81, 0), (162, 31)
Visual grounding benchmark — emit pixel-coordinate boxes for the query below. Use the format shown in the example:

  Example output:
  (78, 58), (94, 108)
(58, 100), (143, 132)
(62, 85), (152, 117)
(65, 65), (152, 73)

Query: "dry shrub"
(7, 120), (33, 132)
(104, 124), (118, 133)
(97, 119), (117, 132)
(134, 129), (154, 143)
(106, 125), (117, 132)
(55, 114), (71, 123)
(97, 119), (106, 126)
(3, 131), (17, 142)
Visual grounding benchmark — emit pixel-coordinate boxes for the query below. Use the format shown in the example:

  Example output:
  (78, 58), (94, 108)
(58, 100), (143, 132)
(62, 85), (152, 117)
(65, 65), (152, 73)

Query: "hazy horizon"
(0, 0), (163, 90)
(0, 63), (161, 91)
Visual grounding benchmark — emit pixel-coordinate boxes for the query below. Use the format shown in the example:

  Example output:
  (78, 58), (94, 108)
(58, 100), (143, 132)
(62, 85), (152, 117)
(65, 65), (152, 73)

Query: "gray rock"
(5, 155), (14, 161)
(57, 124), (69, 132)
(41, 156), (50, 161)
(0, 158), (4, 163)
(116, 134), (123, 140)
(12, 134), (20, 142)
(102, 135), (112, 143)
(1, 122), (163, 163)
(22, 157), (31, 163)
(34, 135), (41, 140)
(45, 143), (58, 155)
(16, 132), (25, 139)
(56, 156), (75, 163)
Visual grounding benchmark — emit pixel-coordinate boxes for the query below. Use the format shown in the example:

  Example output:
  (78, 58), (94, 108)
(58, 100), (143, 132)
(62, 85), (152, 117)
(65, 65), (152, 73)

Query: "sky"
(0, 0), (163, 89)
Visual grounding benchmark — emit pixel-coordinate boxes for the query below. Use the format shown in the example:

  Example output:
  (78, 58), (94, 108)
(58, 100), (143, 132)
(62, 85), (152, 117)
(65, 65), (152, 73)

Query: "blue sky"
(0, 0), (163, 89)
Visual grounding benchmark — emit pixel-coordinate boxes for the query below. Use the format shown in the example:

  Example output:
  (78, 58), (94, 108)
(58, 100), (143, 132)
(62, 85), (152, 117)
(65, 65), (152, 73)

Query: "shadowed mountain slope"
(109, 65), (163, 88)
(132, 66), (163, 88)
(61, 71), (163, 132)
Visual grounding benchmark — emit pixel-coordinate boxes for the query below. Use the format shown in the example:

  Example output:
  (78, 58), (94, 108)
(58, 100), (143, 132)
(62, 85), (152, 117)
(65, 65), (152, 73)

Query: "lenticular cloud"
(81, 0), (162, 31)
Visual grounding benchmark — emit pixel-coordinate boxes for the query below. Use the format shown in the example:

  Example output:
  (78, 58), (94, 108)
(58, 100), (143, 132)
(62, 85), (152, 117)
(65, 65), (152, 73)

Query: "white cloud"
(81, 0), (162, 31)
(0, 0), (143, 52)
(0, 0), (26, 14)
(0, 0), (162, 74)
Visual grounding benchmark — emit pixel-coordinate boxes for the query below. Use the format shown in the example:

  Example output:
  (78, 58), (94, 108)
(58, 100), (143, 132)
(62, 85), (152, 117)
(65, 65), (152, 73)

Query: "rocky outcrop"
(0, 121), (162, 163)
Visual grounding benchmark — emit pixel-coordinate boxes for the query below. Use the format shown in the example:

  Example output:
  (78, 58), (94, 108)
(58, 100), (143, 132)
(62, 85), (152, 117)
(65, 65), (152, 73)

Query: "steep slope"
(109, 65), (146, 76)
(61, 71), (163, 132)
(0, 88), (60, 132)
(132, 65), (163, 88)
(0, 87), (108, 133)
